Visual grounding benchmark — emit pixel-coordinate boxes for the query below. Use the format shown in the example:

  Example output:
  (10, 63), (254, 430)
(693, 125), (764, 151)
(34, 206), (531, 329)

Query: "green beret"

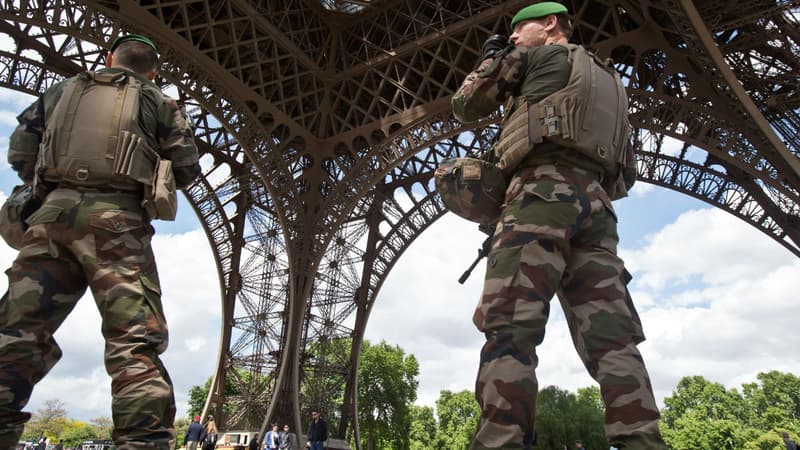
(510, 2), (569, 29)
(110, 34), (158, 53)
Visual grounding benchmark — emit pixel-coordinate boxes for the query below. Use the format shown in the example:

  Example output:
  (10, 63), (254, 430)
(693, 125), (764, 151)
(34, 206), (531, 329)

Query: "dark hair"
(554, 14), (573, 40)
(112, 40), (159, 74)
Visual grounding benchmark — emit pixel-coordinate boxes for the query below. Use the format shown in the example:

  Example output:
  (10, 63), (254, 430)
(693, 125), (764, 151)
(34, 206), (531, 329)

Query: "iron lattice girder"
(1, 0), (800, 443)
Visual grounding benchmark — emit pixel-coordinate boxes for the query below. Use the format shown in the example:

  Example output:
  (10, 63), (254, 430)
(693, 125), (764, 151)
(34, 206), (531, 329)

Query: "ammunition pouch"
(434, 157), (507, 225)
(143, 158), (177, 221)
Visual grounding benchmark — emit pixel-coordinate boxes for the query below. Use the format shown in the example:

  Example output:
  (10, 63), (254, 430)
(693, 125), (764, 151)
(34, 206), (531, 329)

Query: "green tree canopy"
(662, 372), (800, 450)
(662, 375), (748, 427)
(408, 405), (436, 450)
(357, 340), (419, 450)
(534, 385), (606, 450)
(58, 421), (99, 448)
(433, 390), (480, 450)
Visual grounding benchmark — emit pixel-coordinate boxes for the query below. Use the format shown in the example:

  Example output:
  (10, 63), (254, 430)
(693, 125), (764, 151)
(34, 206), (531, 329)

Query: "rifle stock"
(458, 233), (494, 284)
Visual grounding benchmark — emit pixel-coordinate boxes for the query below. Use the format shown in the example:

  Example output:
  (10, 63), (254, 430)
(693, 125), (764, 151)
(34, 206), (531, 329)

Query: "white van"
(215, 431), (259, 450)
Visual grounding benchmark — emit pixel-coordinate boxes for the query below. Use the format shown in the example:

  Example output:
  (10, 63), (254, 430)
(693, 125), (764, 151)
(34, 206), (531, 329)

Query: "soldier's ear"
(544, 15), (558, 32)
(146, 69), (157, 81)
(106, 51), (114, 68)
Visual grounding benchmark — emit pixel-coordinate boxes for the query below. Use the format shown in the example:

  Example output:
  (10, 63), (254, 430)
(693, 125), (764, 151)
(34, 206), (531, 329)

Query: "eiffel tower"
(1, 0), (798, 446)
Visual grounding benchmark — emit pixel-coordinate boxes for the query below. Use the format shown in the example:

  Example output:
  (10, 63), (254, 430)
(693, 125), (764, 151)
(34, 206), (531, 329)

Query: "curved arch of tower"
(1, 0), (798, 446)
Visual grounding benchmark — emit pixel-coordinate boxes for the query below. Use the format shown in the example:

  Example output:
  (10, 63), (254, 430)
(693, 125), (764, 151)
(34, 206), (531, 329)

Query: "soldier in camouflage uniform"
(0, 34), (200, 450)
(451, 3), (667, 449)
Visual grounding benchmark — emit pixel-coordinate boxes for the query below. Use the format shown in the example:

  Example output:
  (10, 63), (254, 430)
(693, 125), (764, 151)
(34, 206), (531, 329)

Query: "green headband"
(110, 34), (158, 53)
(510, 2), (568, 29)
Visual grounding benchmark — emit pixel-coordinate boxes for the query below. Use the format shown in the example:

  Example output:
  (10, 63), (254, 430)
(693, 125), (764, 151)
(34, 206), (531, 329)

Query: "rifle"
(458, 224), (495, 284)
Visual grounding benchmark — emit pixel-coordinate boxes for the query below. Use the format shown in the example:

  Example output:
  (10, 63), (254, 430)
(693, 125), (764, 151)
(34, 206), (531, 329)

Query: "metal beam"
(678, 0), (800, 182)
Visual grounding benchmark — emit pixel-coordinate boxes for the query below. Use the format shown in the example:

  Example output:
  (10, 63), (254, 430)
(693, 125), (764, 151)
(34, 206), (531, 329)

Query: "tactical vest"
(36, 71), (159, 192)
(494, 44), (631, 177)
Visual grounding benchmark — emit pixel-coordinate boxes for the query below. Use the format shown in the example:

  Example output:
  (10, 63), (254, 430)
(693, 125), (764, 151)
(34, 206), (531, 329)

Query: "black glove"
(481, 34), (511, 60)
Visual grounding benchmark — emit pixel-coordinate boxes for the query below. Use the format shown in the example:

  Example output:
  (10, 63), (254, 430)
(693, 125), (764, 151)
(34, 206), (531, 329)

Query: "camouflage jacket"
(8, 67), (201, 188)
(452, 44), (570, 123)
(452, 44), (637, 198)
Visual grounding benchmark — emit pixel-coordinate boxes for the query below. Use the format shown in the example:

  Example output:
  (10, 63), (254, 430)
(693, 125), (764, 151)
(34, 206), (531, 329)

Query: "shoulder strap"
(55, 71), (93, 156)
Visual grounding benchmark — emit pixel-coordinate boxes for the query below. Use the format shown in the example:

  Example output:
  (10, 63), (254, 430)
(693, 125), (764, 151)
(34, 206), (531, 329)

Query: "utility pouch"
(0, 183), (41, 249)
(434, 157), (507, 225)
(143, 159), (177, 221)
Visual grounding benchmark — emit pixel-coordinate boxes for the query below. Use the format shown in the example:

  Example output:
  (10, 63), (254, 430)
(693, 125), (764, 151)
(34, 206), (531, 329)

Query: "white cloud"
(0, 110), (18, 127)
(630, 180), (655, 197)
(0, 34), (14, 52)
(621, 208), (794, 291)
(0, 90), (35, 110)
(372, 205), (800, 412)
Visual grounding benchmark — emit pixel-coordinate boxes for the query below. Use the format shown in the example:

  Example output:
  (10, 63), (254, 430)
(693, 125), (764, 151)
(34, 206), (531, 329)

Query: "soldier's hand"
(481, 34), (512, 60)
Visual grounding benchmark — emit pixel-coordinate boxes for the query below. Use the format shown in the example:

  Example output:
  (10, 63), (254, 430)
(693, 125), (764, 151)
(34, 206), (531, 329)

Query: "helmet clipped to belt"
(0, 183), (40, 250)
(434, 157), (507, 225)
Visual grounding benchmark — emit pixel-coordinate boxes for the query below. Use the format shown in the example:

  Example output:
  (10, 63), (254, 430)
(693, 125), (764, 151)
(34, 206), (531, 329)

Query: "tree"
(742, 429), (798, 450)
(89, 417), (113, 440)
(573, 386), (606, 448)
(535, 385), (578, 449)
(661, 372), (800, 449)
(188, 377), (213, 419)
(357, 340), (419, 450)
(175, 417), (190, 446)
(661, 410), (757, 450)
(186, 369), (259, 426)
(408, 405), (436, 450)
(432, 390), (479, 450)
(662, 376), (748, 427)
(531, 385), (606, 450)
(22, 399), (70, 442)
(58, 421), (99, 448)
(742, 371), (800, 431)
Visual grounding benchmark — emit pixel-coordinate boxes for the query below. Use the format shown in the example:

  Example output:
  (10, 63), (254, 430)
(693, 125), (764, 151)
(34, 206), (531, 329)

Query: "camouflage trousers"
(469, 165), (666, 450)
(0, 188), (176, 450)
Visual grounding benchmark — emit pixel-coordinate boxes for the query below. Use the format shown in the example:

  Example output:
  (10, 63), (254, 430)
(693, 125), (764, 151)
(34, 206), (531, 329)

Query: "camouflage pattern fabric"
(452, 40), (666, 450)
(1, 65), (198, 450)
(470, 164), (665, 450)
(0, 189), (176, 450)
(0, 184), (36, 250)
(434, 158), (507, 225)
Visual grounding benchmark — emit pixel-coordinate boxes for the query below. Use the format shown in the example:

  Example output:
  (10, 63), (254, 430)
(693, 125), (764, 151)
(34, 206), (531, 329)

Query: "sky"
(0, 85), (798, 428)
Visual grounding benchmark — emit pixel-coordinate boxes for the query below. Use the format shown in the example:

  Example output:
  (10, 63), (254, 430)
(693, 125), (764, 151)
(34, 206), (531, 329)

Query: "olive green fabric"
(111, 34), (158, 53)
(39, 71), (155, 191)
(510, 2), (568, 29)
(9, 67), (200, 188)
(0, 184), (34, 250)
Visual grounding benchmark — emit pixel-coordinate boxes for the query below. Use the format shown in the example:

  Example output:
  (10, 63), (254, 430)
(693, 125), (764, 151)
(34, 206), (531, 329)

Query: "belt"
(57, 183), (143, 195)
(520, 147), (606, 183)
